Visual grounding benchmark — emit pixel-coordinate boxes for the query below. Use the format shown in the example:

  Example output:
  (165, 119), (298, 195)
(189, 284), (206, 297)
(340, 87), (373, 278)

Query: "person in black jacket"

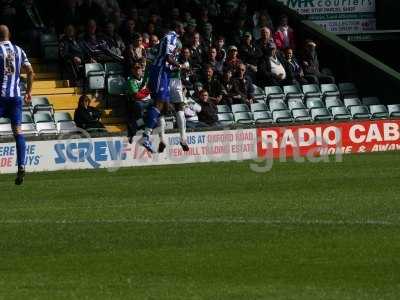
(74, 95), (104, 130)
(197, 89), (220, 127)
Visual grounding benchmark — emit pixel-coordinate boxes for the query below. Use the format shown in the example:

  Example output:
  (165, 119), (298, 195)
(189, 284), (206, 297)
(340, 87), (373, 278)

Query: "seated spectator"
(197, 89), (219, 127)
(126, 62), (151, 143)
(230, 17), (248, 46)
(184, 99), (206, 128)
(301, 39), (335, 84)
(220, 68), (236, 106)
(182, 18), (197, 47)
(284, 47), (310, 85)
(255, 26), (274, 60)
(223, 46), (242, 72)
(146, 34), (159, 63)
(204, 47), (224, 77)
(121, 19), (138, 46)
(103, 21), (125, 59)
(178, 47), (196, 89)
(189, 32), (207, 69)
(59, 24), (87, 82)
(252, 13), (273, 41)
(77, 0), (106, 27)
(232, 63), (255, 105)
(201, 65), (224, 104)
(214, 36), (227, 63)
(238, 32), (258, 78)
(125, 33), (147, 67)
(274, 15), (296, 51)
(201, 22), (214, 49)
(142, 33), (150, 48)
(74, 95), (104, 130)
(257, 42), (293, 86)
(80, 19), (111, 63)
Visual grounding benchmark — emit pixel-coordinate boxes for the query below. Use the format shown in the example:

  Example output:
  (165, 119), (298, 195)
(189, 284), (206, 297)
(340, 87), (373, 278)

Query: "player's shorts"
(169, 78), (185, 103)
(0, 96), (22, 126)
(148, 65), (170, 102)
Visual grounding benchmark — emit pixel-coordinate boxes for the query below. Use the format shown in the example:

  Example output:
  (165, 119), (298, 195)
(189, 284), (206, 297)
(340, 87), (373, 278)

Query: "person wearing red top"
(274, 15), (296, 51)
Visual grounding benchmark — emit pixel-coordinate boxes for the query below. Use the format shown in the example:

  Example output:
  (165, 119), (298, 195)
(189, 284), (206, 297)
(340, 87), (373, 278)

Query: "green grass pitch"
(1, 152), (400, 299)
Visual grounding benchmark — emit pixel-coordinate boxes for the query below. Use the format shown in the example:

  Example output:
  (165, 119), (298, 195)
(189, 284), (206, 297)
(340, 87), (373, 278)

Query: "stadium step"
(33, 80), (70, 89)
(31, 63), (60, 74)
(100, 117), (125, 125)
(46, 94), (105, 110)
(32, 87), (77, 96)
(105, 124), (126, 133)
(22, 72), (61, 80)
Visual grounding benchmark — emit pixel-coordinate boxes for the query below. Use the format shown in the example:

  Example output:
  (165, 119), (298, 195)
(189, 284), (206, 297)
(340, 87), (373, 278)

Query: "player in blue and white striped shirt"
(141, 22), (185, 153)
(0, 25), (35, 185)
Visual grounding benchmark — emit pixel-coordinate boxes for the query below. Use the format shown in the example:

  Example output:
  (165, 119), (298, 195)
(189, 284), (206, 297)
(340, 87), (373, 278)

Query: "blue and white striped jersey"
(0, 41), (31, 98)
(152, 31), (178, 68)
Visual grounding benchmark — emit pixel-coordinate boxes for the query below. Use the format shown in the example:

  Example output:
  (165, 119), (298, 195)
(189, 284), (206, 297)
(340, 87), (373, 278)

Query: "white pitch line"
(0, 218), (397, 226)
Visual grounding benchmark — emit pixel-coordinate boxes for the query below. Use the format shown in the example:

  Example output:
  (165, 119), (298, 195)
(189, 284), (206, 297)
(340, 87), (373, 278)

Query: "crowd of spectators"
(1, 0), (336, 128)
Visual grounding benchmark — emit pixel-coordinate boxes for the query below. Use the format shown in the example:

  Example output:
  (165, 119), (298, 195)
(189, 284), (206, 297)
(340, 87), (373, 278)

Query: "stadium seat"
(54, 112), (79, 134)
(292, 109), (312, 122)
(272, 110), (293, 123)
(264, 86), (285, 100)
(350, 105), (371, 120)
(104, 63), (124, 75)
(288, 99), (306, 111)
(269, 99), (287, 112)
(283, 84), (303, 100)
(388, 104), (400, 118)
(40, 33), (59, 61)
(85, 63), (105, 90)
(253, 84), (266, 103)
(217, 105), (231, 114)
(0, 118), (13, 137)
(21, 113), (37, 136)
(107, 75), (127, 96)
(250, 102), (268, 113)
(311, 108), (332, 121)
(306, 98), (324, 109)
(34, 112), (58, 135)
(344, 97), (362, 109)
(234, 112), (254, 124)
(369, 105), (389, 119)
(253, 111), (273, 124)
(338, 82), (358, 98)
(331, 107), (352, 120)
(231, 104), (250, 113)
(217, 112), (235, 125)
(325, 97), (344, 111)
(320, 84), (340, 98)
(302, 84), (321, 99)
(362, 97), (381, 106)
(31, 96), (54, 114)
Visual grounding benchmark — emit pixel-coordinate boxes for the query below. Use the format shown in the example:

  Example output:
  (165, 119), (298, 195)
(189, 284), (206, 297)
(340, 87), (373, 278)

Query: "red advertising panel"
(257, 120), (400, 158)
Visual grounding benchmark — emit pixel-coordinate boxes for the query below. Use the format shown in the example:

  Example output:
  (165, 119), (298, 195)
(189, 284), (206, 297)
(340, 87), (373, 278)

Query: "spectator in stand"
(121, 19), (138, 46)
(74, 95), (104, 130)
(201, 64), (223, 104)
(238, 32), (258, 79)
(146, 34), (159, 63)
(145, 22), (157, 38)
(232, 63), (255, 105)
(126, 62), (151, 143)
(274, 15), (296, 51)
(59, 24), (87, 82)
(178, 47), (196, 89)
(204, 47), (223, 77)
(252, 12), (274, 41)
(230, 17), (248, 46)
(197, 89), (220, 127)
(103, 21), (125, 58)
(301, 39), (335, 84)
(257, 42), (292, 86)
(224, 46), (242, 72)
(197, 8), (210, 34)
(16, 0), (46, 55)
(189, 32), (207, 69)
(125, 33), (147, 67)
(220, 68), (236, 106)
(79, 19), (108, 63)
(284, 47), (310, 85)
(182, 18), (197, 47)
(255, 26), (274, 60)
(200, 22), (214, 49)
(93, 0), (120, 17)
(57, 0), (80, 32)
(182, 11), (192, 28)
(217, 2), (236, 41)
(214, 36), (226, 63)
